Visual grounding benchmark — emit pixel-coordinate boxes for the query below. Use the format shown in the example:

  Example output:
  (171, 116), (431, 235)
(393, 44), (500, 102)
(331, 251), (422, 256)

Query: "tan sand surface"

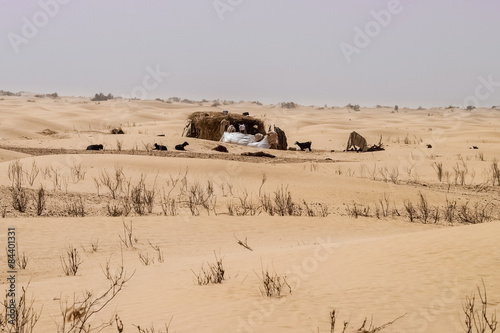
(0, 96), (499, 332)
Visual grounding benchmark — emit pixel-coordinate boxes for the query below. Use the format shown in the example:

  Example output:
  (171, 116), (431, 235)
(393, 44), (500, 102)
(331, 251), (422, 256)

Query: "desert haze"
(0, 94), (499, 333)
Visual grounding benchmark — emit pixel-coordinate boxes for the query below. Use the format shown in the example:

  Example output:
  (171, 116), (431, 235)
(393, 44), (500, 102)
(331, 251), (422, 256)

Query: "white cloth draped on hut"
(220, 132), (271, 149)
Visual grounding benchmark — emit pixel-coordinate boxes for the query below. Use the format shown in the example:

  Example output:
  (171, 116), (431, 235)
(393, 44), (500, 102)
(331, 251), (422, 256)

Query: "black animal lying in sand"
(295, 141), (312, 151)
(213, 145), (228, 153)
(241, 151), (275, 158)
(153, 143), (167, 151)
(86, 144), (103, 150)
(175, 142), (189, 151)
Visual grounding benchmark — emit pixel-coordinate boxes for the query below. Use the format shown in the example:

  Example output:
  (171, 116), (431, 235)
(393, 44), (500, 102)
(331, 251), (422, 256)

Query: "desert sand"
(0, 95), (499, 333)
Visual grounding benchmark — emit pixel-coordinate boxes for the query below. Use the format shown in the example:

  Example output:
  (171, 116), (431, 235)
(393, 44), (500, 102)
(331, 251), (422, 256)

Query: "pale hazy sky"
(1, 0), (500, 108)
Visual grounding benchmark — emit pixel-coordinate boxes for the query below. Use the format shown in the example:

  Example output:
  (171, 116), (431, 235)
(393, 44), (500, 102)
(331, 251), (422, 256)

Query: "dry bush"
(25, 160), (39, 186)
(379, 167), (399, 184)
(118, 219), (137, 248)
(491, 160), (500, 186)
(138, 252), (154, 266)
(142, 141), (151, 153)
(356, 313), (406, 333)
(260, 267), (291, 298)
(34, 185), (46, 216)
(329, 309), (349, 333)
(160, 197), (177, 216)
(462, 280), (497, 333)
(8, 160), (24, 189)
(61, 245), (83, 276)
(228, 190), (259, 216)
(0, 282), (41, 333)
(70, 163), (86, 183)
(454, 162), (469, 185)
(106, 199), (131, 217)
(433, 162), (444, 182)
(48, 166), (62, 191)
(457, 201), (493, 224)
(133, 318), (172, 333)
(116, 139), (123, 151)
(192, 252), (225, 285)
(302, 201), (330, 217)
(82, 239), (99, 254)
(98, 167), (124, 199)
(57, 253), (133, 333)
(346, 103), (360, 111)
(148, 240), (164, 263)
(13, 242), (29, 270)
(11, 187), (29, 212)
(259, 193), (275, 216)
(375, 193), (390, 219)
(443, 198), (457, 224)
(403, 200), (417, 222)
(417, 192), (431, 224)
(65, 196), (86, 217)
(346, 202), (371, 219)
(187, 180), (216, 216)
(273, 185), (299, 216)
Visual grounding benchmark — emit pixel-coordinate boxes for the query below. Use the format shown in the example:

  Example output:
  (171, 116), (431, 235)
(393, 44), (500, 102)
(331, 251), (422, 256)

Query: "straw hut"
(182, 111), (266, 141)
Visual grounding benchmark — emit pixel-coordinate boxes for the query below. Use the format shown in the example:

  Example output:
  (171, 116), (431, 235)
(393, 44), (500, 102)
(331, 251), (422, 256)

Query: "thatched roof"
(183, 111), (266, 141)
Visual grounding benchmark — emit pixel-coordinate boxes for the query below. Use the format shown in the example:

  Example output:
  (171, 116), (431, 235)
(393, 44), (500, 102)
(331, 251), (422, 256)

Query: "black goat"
(426, 144), (433, 148)
(153, 143), (167, 151)
(175, 142), (189, 151)
(86, 144), (103, 151)
(242, 112), (249, 116)
(294, 141), (312, 151)
(213, 145), (228, 153)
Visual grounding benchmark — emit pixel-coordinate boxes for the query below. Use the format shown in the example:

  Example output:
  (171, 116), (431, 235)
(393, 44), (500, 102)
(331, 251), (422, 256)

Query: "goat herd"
(86, 142), (189, 151)
(87, 141), (314, 153)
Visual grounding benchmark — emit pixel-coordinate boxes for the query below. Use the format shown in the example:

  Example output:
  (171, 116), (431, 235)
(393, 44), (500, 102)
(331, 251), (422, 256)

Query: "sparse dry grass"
(192, 252), (225, 285)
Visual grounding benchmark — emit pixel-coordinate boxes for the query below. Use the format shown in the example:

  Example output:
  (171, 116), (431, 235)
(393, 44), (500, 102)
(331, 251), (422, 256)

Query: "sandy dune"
(0, 96), (499, 332)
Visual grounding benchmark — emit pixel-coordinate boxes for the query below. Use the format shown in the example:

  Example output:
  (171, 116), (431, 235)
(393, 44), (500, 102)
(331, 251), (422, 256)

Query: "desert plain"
(0, 94), (499, 333)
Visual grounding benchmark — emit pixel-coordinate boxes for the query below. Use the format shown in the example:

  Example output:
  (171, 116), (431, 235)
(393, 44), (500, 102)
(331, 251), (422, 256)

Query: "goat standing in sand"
(346, 131), (368, 152)
(295, 141), (312, 151)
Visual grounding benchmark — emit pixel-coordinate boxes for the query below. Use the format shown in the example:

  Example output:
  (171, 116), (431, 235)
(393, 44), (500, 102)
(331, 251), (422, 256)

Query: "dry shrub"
(65, 195), (86, 217)
(35, 185), (46, 216)
(347, 202), (371, 219)
(457, 201), (493, 224)
(25, 160), (39, 186)
(0, 282), (41, 333)
(491, 160), (500, 185)
(8, 160), (23, 189)
(462, 280), (497, 333)
(57, 252), (133, 333)
(192, 252), (225, 285)
(433, 162), (444, 182)
(70, 163), (86, 183)
(133, 318), (172, 333)
(98, 167), (124, 199)
(260, 267), (291, 298)
(118, 219), (137, 248)
(11, 187), (29, 213)
(61, 245), (83, 276)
